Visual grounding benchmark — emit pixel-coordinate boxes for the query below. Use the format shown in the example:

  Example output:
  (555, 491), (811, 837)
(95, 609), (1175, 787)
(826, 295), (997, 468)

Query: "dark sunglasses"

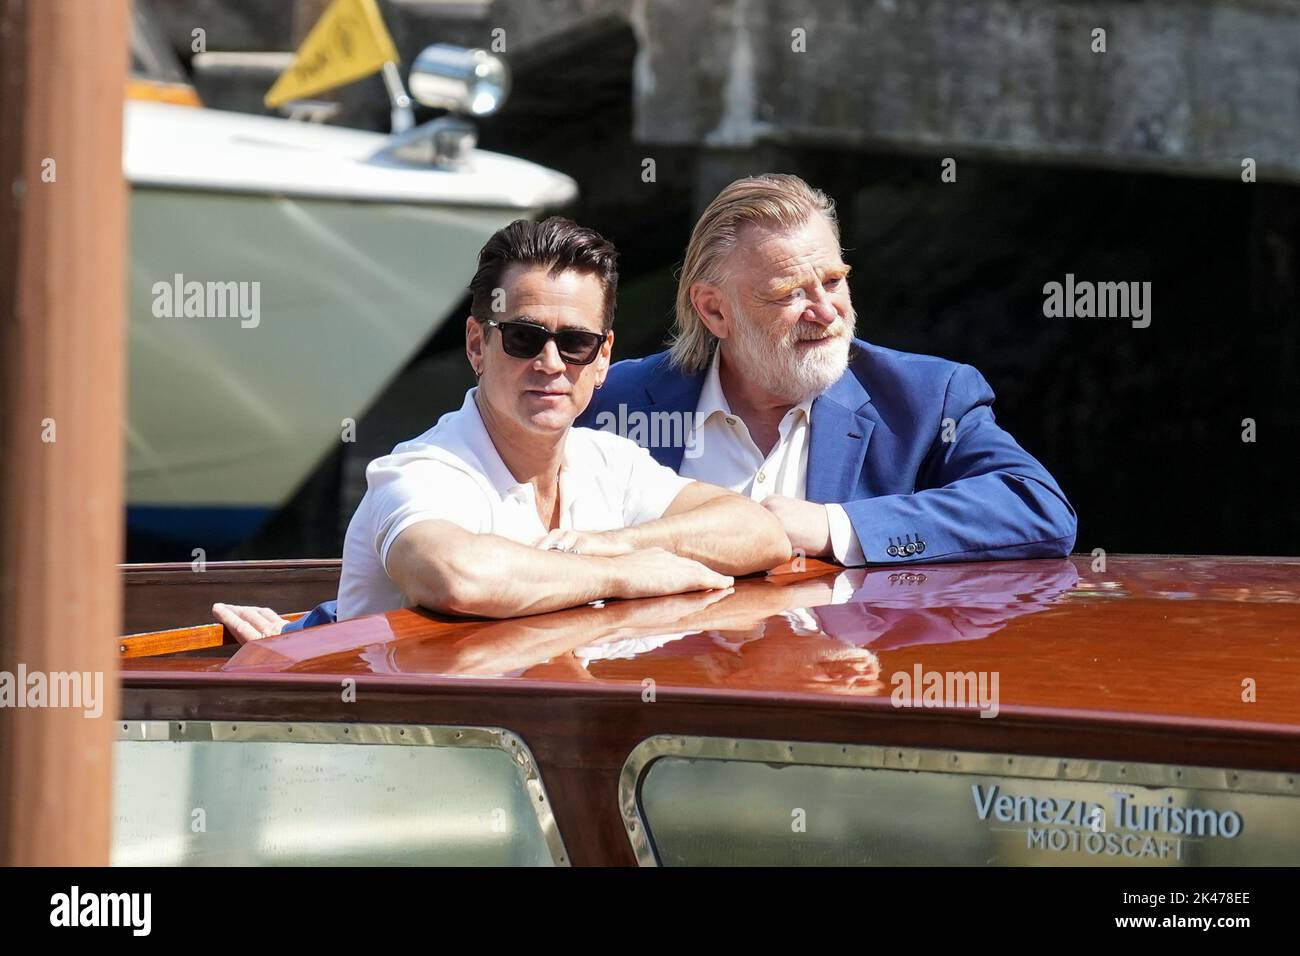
(484, 319), (608, 366)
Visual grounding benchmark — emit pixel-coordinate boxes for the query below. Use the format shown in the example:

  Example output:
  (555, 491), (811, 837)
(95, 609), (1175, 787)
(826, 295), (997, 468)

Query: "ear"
(588, 330), (614, 387)
(465, 316), (485, 376)
(690, 281), (731, 340)
(597, 329), (614, 375)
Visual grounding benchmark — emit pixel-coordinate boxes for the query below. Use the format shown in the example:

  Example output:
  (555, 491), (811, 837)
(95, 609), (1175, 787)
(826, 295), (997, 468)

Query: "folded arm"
(387, 519), (734, 619)
(596, 481), (790, 575)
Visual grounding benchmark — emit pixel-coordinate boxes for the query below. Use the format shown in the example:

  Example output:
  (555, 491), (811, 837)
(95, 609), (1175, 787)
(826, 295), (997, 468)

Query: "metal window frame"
(117, 719), (570, 866)
(618, 734), (1300, 867)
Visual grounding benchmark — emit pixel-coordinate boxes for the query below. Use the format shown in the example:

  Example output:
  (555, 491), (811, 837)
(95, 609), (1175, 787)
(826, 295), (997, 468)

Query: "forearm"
(615, 494), (790, 575)
(392, 528), (621, 618)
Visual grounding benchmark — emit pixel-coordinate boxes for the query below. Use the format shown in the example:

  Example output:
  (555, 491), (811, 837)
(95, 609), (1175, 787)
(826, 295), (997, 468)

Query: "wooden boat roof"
(120, 554), (1300, 736)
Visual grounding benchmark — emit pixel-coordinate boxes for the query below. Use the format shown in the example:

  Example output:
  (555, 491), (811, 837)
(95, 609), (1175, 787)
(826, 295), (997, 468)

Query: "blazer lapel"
(807, 368), (874, 504)
(639, 360), (705, 472)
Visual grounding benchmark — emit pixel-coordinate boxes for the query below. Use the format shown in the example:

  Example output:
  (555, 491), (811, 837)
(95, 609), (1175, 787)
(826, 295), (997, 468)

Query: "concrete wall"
(631, 0), (1300, 183)
(151, 0), (1300, 181)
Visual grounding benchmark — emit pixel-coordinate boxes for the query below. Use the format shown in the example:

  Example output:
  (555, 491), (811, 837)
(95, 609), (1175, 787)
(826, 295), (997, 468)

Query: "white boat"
(124, 100), (577, 551)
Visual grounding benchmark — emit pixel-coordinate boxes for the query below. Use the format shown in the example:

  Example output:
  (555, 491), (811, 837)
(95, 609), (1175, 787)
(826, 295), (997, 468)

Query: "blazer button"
(915, 540), (926, 554)
(904, 542), (916, 556)
(886, 546), (899, 557)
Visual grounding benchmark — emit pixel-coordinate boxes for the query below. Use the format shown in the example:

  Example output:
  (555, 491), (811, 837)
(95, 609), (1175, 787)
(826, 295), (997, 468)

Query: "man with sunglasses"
(214, 217), (790, 640)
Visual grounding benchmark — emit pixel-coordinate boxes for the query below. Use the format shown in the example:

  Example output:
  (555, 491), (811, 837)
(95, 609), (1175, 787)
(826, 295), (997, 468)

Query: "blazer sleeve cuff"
(839, 495), (937, 563)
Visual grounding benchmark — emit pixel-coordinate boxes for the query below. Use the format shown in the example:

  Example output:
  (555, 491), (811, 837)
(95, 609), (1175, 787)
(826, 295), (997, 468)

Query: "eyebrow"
(510, 314), (603, 334)
(764, 264), (852, 298)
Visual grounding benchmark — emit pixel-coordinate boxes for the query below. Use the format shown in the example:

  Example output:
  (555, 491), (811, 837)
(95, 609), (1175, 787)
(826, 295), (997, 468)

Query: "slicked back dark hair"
(468, 217), (619, 331)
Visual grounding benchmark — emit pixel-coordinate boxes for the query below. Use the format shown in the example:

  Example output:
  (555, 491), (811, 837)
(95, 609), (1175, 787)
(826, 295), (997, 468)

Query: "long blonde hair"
(669, 174), (839, 372)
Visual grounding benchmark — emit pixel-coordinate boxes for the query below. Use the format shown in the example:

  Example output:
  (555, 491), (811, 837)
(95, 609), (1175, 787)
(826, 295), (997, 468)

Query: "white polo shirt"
(678, 348), (866, 565)
(337, 389), (693, 620)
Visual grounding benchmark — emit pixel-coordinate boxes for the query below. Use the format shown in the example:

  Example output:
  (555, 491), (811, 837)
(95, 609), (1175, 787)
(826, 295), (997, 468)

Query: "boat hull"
(127, 187), (533, 551)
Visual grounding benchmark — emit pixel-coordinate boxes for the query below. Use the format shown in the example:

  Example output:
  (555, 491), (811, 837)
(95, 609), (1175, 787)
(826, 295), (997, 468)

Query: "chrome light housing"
(408, 44), (510, 117)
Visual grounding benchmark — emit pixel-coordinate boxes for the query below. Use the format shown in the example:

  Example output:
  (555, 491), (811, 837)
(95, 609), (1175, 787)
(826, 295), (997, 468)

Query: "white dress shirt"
(678, 349), (866, 566)
(337, 388), (693, 620)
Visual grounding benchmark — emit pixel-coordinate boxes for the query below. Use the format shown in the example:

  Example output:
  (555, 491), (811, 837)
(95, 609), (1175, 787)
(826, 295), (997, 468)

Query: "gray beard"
(726, 306), (857, 403)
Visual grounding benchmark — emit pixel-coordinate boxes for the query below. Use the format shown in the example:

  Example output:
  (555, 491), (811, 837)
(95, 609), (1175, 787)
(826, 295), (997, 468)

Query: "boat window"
(624, 736), (1300, 866)
(114, 721), (566, 866)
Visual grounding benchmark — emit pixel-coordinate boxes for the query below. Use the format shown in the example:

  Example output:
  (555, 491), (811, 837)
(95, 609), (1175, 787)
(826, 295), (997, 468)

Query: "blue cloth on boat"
(281, 600), (338, 633)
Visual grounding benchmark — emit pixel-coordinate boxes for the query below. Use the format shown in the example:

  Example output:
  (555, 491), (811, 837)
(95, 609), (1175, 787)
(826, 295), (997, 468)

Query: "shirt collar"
(463, 387), (596, 514)
(697, 347), (816, 424)
(696, 346), (732, 420)
(790, 390), (816, 421)
(460, 388), (526, 496)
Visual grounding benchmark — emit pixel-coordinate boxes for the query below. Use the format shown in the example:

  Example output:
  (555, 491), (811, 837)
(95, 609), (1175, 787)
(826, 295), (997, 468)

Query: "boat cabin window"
(114, 722), (565, 866)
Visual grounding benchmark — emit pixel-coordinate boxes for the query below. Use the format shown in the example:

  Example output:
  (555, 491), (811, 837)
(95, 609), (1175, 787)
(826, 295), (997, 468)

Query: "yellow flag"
(264, 0), (399, 108)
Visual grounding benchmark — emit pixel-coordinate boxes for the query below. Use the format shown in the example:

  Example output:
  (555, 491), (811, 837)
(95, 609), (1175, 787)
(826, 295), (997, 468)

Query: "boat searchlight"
(373, 44), (511, 168)
(409, 45), (510, 117)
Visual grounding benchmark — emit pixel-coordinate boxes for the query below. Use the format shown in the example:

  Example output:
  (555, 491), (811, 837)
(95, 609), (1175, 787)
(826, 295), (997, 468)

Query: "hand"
(761, 495), (832, 557)
(609, 547), (734, 600)
(212, 603), (290, 644)
(535, 527), (635, 557)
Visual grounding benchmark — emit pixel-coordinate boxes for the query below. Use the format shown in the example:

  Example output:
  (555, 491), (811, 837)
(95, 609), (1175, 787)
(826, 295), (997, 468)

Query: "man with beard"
(578, 173), (1076, 565)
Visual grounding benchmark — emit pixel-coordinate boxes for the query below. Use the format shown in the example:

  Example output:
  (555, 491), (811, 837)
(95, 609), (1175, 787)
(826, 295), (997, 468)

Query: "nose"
(532, 338), (567, 374)
(800, 287), (838, 326)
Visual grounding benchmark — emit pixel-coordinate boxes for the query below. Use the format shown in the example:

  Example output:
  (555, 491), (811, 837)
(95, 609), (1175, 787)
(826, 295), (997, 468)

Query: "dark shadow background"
(139, 6), (1300, 561)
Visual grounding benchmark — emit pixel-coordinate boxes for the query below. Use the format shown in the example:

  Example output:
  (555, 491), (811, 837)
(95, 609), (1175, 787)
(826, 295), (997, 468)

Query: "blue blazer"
(577, 340), (1077, 563)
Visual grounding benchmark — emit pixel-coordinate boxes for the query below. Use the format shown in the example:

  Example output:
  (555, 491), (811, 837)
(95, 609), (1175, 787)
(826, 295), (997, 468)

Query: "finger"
(242, 608), (280, 638)
(211, 602), (237, 629)
(552, 531), (582, 553)
(537, 529), (571, 549)
(213, 604), (267, 645)
(213, 602), (256, 635)
(257, 607), (289, 628)
(237, 606), (278, 641)
(252, 607), (287, 636)
(539, 530), (579, 552)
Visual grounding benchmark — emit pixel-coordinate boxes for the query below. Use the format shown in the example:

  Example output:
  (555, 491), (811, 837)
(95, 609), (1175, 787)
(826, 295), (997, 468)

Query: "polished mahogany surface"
(121, 555), (1300, 732)
(122, 559), (340, 636)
